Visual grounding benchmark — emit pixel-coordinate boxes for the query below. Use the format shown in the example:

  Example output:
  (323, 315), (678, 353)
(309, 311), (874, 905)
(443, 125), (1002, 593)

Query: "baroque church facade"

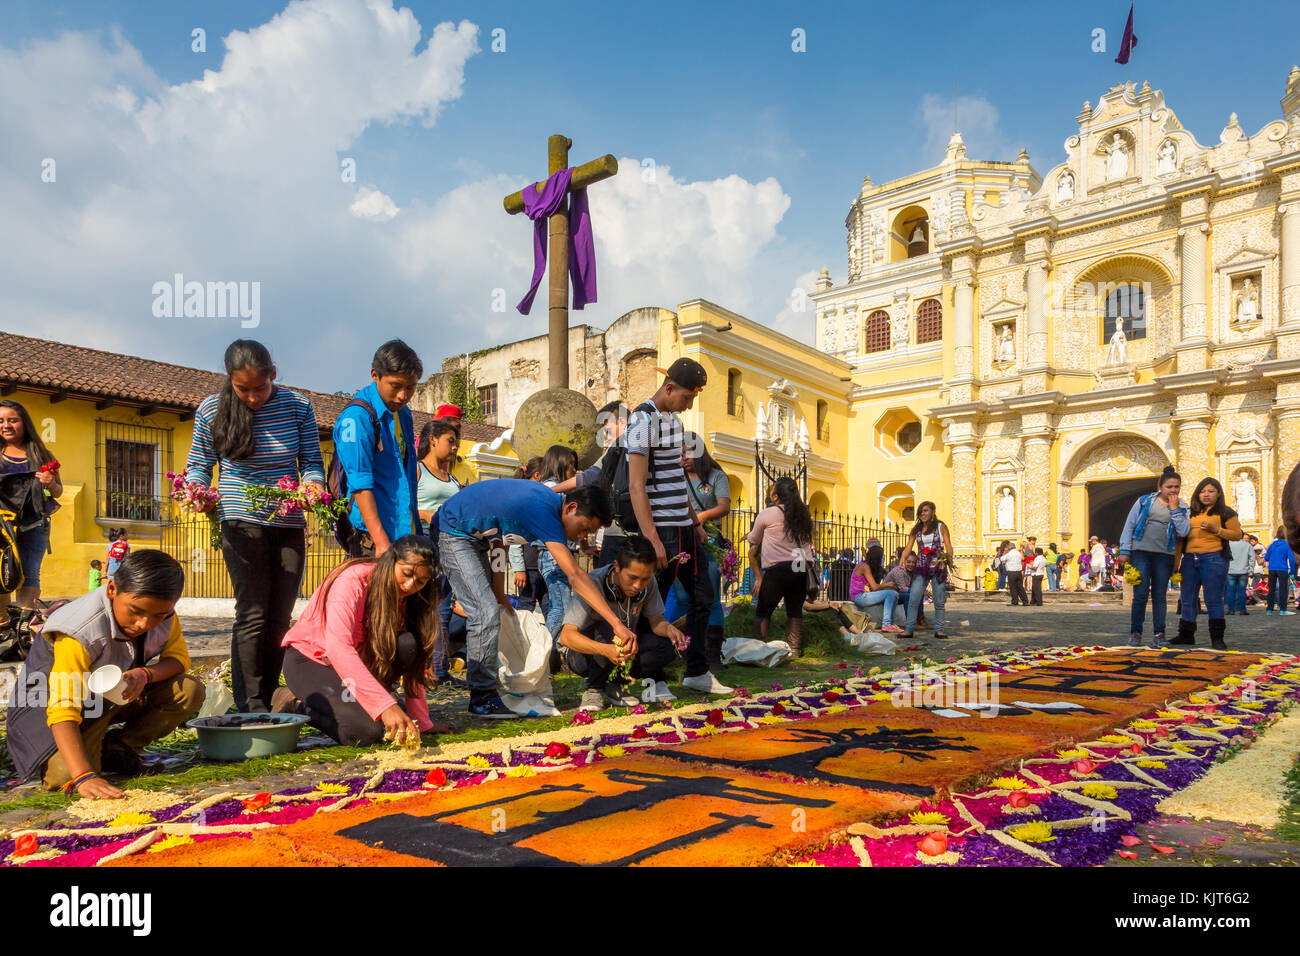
(805, 72), (1300, 569)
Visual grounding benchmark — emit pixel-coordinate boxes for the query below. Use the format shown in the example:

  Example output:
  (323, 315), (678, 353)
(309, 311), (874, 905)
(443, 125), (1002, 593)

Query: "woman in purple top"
(848, 543), (905, 632)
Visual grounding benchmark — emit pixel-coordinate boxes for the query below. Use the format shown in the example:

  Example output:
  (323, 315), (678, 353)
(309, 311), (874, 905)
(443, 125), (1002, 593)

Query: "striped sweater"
(626, 402), (692, 528)
(185, 386), (327, 527)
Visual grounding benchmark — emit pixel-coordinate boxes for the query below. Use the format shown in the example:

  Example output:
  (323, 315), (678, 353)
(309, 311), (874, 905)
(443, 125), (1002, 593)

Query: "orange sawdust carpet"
(116, 648), (1256, 867)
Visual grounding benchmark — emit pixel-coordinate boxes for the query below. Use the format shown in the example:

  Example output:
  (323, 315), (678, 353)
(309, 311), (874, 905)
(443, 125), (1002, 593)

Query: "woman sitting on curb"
(274, 535), (453, 745)
(5, 550), (204, 799)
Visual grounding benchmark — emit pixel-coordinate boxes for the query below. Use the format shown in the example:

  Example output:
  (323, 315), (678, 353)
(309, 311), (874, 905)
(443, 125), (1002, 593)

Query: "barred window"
(863, 310), (891, 353)
(478, 384), (498, 424)
(97, 419), (172, 522)
(916, 298), (943, 344)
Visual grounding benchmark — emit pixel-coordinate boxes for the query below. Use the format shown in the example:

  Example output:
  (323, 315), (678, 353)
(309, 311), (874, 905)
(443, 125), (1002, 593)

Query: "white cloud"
(350, 186), (399, 221)
(918, 93), (1012, 164)
(770, 269), (820, 343)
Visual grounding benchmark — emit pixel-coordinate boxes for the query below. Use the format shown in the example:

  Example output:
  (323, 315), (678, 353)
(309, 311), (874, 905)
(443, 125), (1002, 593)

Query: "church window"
(897, 421), (922, 453)
(864, 310), (891, 353)
(1104, 282), (1146, 341)
(727, 369), (743, 419)
(816, 400), (830, 442)
(916, 298), (942, 344)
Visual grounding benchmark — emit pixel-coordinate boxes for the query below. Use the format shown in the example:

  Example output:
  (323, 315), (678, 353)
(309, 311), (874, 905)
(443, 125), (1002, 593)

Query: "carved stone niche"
(991, 320), (1017, 370)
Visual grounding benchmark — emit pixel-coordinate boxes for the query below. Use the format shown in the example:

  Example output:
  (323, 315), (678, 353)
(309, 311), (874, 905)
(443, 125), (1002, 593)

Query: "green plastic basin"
(186, 713), (310, 761)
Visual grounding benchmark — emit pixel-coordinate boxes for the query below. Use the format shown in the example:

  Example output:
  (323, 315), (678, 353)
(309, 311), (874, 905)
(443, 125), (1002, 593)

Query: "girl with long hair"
(1172, 477), (1242, 650)
(1115, 465), (1188, 647)
(0, 399), (62, 614)
(276, 535), (452, 744)
(848, 543), (906, 632)
(747, 477), (814, 656)
(184, 340), (327, 712)
(901, 500), (953, 640)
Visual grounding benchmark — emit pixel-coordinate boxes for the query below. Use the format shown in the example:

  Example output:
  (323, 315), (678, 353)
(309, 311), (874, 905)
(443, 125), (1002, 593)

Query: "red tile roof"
(0, 331), (506, 445)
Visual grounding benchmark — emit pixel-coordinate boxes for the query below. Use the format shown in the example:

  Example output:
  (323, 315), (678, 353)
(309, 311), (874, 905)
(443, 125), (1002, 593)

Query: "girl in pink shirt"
(276, 536), (451, 745)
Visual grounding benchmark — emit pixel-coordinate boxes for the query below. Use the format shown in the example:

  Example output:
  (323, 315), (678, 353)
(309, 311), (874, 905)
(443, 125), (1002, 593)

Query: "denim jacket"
(1119, 492), (1190, 556)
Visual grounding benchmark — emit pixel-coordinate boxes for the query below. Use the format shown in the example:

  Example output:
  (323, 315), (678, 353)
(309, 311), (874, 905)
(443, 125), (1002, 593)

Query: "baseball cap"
(435, 403), (464, 420)
(657, 358), (707, 393)
(865, 537), (881, 548)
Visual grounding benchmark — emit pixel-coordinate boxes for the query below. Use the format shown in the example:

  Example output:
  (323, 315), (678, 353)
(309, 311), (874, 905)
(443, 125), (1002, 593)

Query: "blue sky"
(2, 0), (1298, 392)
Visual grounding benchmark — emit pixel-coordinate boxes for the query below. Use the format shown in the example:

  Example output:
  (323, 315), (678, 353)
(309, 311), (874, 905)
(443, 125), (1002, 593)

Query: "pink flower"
(277, 476), (299, 491)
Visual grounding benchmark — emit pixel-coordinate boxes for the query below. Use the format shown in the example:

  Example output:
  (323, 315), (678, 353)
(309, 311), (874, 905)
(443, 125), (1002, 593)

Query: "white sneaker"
(653, 680), (676, 702)
(682, 672), (734, 695)
(1282, 610), (1297, 616)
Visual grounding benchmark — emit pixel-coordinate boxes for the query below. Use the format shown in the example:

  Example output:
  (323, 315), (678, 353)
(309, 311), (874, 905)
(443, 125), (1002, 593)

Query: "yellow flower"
(505, 765), (536, 778)
(465, 755), (491, 769)
(1056, 748), (1086, 759)
(1155, 711), (1182, 720)
(1130, 720), (1158, 731)
(1081, 783), (1118, 800)
(1007, 821), (1055, 843)
(1097, 735), (1131, 745)
(693, 726), (723, 736)
(991, 776), (1032, 791)
(756, 715), (788, 725)
(598, 745), (627, 758)
(787, 860), (824, 867)
(109, 812), (156, 828)
(1237, 701), (1265, 710)
(824, 705), (849, 715)
(313, 782), (349, 795)
(1187, 694), (1206, 704)
(1168, 742), (1193, 752)
(908, 810), (950, 826)
(871, 692), (892, 702)
(1135, 759), (1167, 769)
(1222, 676), (1243, 685)
(1216, 715), (1241, 725)
(647, 723), (673, 733)
(146, 834), (194, 853)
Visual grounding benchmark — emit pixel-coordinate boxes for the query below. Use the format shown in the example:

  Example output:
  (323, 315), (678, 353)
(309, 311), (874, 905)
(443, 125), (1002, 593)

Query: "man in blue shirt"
(436, 479), (636, 718)
(333, 340), (422, 557)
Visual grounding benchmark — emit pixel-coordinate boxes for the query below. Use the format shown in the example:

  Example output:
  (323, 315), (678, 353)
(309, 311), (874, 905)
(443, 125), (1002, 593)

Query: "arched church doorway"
(1087, 477), (1151, 545)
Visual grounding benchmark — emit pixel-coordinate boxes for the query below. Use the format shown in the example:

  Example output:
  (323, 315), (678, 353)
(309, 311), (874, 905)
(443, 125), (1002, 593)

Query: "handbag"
(804, 551), (823, 600)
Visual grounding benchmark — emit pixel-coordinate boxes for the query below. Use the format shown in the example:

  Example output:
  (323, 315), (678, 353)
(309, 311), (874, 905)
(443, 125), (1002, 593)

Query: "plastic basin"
(186, 713), (310, 761)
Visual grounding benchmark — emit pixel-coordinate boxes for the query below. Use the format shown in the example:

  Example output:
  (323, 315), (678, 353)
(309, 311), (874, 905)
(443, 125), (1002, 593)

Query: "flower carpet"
(2, 645), (1296, 867)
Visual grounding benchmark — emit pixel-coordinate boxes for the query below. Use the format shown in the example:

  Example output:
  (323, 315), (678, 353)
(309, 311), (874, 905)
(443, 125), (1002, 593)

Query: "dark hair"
(1277, 525), (1286, 540)
(372, 339), (423, 379)
(519, 456), (544, 480)
(540, 444), (579, 484)
(417, 419), (459, 462)
(1283, 461), (1300, 553)
(565, 485), (613, 526)
(0, 399), (54, 469)
(1035, 548), (1044, 556)
(865, 544), (885, 582)
(318, 535), (439, 699)
(1157, 464), (1180, 489)
(597, 399), (625, 418)
(112, 550), (185, 600)
(909, 500), (940, 537)
(615, 535), (658, 569)
(90, 560), (102, 569)
(1049, 542), (1057, 550)
(1189, 477), (1234, 520)
(770, 476), (813, 546)
(682, 431), (722, 484)
(212, 339), (274, 460)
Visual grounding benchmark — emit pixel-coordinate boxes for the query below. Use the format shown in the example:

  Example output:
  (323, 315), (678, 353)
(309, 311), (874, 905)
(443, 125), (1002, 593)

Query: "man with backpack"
(331, 340), (423, 557)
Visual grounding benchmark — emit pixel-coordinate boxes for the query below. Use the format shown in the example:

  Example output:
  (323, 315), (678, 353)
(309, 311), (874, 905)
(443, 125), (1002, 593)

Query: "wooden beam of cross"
(504, 135), (617, 389)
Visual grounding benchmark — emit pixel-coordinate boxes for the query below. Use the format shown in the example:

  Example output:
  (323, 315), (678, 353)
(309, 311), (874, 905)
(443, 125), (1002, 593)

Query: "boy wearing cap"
(626, 359), (732, 696)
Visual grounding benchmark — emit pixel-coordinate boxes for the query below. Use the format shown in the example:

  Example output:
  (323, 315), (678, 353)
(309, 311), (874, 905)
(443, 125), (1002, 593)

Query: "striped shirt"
(626, 402), (692, 528)
(186, 386), (327, 528)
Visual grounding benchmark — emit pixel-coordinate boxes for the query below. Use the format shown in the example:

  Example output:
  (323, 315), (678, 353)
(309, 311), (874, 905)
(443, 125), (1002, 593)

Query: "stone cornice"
(707, 430), (845, 481)
(847, 375), (944, 402)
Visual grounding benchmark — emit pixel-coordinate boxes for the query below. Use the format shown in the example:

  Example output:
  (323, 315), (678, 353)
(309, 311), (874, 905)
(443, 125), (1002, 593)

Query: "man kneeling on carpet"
(560, 536), (688, 711)
(274, 535), (452, 746)
(5, 551), (204, 799)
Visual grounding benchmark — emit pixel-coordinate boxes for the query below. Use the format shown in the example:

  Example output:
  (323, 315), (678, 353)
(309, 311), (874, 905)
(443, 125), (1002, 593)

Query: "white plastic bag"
(197, 679), (235, 718)
(850, 630), (898, 655)
(721, 637), (793, 668)
(496, 606), (560, 717)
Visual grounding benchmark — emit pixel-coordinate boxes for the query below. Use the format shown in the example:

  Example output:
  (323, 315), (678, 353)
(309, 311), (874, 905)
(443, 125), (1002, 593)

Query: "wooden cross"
(504, 135), (618, 389)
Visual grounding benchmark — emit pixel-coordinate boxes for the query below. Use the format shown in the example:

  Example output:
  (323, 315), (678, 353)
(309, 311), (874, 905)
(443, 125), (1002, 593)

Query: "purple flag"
(1114, 4), (1138, 65)
(516, 168), (598, 315)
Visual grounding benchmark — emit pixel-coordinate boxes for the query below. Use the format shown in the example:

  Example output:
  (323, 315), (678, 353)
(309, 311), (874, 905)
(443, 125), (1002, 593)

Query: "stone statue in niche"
(996, 324), (1016, 364)
(1106, 316), (1129, 365)
(822, 312), (837, 350)
(995, 485), (1016, 531)
(1156, 139), (1178, 175)
(1103, 132), (1129, 181)
(1234, 471), (1258, 524)
(1235, 277), (1260, 324)
(1056, 171), (1075, 204)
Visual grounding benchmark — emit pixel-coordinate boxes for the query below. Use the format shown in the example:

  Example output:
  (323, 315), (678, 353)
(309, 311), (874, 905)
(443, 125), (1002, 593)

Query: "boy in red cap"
(435, 404), (463, 422)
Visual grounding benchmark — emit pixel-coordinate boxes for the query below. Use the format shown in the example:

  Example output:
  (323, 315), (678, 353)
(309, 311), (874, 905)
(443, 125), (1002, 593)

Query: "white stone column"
(1025, 262), (1048, 367)
(1280, 204), (1300, 327)
(953, 279), (975, 378)
(1180, 223), (1210, 340)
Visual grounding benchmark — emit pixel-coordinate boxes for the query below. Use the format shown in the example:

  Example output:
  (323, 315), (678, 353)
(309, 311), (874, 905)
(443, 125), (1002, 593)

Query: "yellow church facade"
(657, 74), (1300, 576)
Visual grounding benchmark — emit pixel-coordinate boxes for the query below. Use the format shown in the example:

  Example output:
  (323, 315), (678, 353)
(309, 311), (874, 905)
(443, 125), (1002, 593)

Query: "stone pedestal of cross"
(504, 135), (617, 389)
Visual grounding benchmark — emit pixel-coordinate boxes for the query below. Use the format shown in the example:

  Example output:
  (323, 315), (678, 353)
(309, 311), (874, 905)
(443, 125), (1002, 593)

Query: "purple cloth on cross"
(516, 167), (598, 315)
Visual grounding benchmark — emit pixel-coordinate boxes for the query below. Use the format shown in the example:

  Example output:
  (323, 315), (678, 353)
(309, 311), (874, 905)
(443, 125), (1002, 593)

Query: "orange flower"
(13, 834), (37, 857)
(425, 768), (447, 786)
(241, 792), (271, 811)
(918, 832), (948, 856)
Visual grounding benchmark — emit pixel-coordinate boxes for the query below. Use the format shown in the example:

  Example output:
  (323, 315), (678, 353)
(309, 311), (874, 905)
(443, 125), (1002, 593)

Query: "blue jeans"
(852, 588), (899, 626)
(1045, 564), (1058, 592)
(13, 524), (47, 591)
(438, 531), (502, 697)
(905, 574), (946, 634)
(1128, 550), (1174, 637)
(536, 547), (571, 641)
(666, 551), (725, 629)
(1225, 574), (1247, 614)
(996, 566), (1007, 590)
(1180, 552), (1228, 622)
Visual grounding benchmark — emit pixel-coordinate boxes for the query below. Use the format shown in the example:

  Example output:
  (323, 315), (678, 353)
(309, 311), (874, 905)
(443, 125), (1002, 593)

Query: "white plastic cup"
(88, 665), (128, 705)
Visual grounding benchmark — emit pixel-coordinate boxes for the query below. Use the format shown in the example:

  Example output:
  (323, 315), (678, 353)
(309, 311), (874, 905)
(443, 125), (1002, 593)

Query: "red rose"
(918, 832), (948, 856)
(425, 768), (447, 786)
(1007, 791), (1030, 808)
(706, 709), (725, 726)
(1073, 759), (1097, 775)
(631, 726), (649, 740)
(544, 742), (571, 759)
(13, 834), (37, 856)
(823, 690), (841, 702)
(771, 702), (786, 716)
(1129, 743), (1142, 755)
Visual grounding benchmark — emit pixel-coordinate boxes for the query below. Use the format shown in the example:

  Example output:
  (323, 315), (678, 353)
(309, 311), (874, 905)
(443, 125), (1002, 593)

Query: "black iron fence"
(161, 511), (347, 599)
(718, 508), (911, 601)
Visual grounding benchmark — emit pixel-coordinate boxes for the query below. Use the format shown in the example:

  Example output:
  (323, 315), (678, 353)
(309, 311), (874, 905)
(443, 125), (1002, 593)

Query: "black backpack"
(0, 509), (23, 594)
(326, 398), (382, 549)
(595, 401), (657, 531)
